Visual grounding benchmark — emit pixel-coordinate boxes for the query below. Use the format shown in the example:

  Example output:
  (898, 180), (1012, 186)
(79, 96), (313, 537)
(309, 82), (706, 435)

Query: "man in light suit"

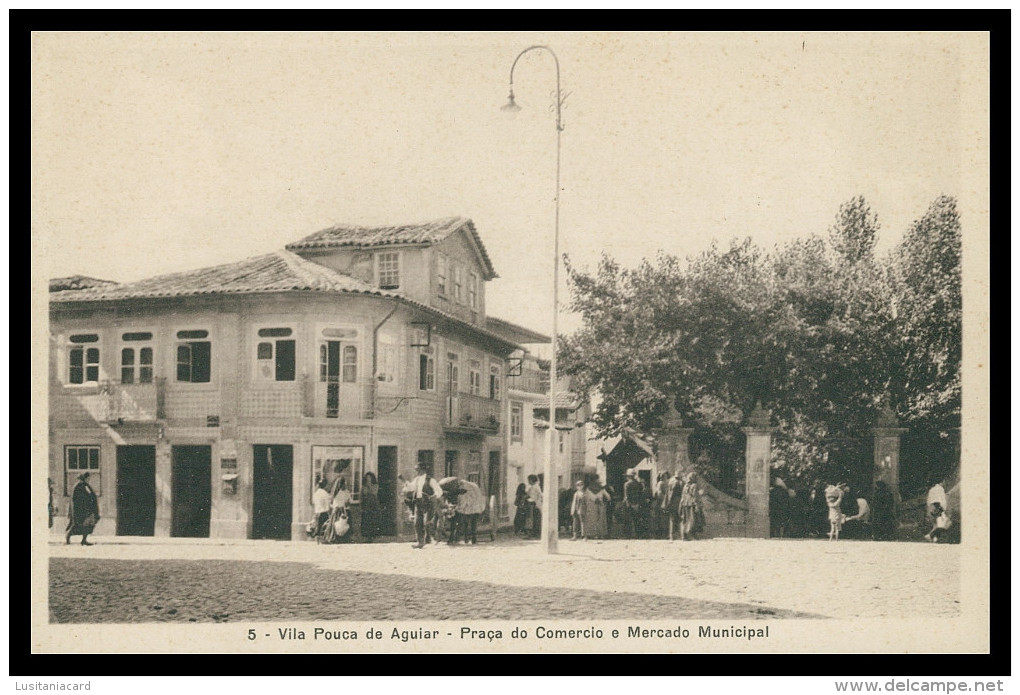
(410, 461), (443, 549)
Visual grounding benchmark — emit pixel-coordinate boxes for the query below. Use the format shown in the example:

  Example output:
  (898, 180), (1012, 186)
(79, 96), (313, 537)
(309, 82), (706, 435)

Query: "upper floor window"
(120, 331), (153, 384)
(176, 330), (211, 383)
(511, 402), (523, 442)
(468, 359), (482, 396)
(377, 251), (400, 290)
(255, 327), (295, 382)
(376, 334), (399, 387)
(468, 273), (479, 310)
(489, 364), (502, 401)
(342, 345), (358, 383)
(68, 334), (100, 384)
(446, 352), (460, 394)
(436, 254), (448, 296)
(319, 342), (358, 383)
(419, 346), (435, 391)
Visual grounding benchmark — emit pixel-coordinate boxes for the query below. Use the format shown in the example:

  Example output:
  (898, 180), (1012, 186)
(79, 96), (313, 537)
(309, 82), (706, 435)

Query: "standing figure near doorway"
(526, 475), (543, 539)
(623, 469), (648, 538)
(360, 472), (381, 543)
(65, 473), (99, 546)
(322, 478), (352, 544)
(513, 483), (529, 536)
(48, 478), (56, 529)
(312, 478), (331, 541)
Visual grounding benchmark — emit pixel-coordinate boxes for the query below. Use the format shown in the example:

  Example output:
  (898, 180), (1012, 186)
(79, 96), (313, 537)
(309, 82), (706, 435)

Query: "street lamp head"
(500, 90), (522, 113)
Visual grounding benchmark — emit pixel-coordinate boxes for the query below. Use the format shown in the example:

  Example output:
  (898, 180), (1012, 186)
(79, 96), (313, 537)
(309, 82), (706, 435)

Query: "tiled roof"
(485, 316), (550, 345)
(49, 250), (520, 351)
(49, 275), (118, 292)
(555, 391), (581, 408)
(49, 251), (389, 302)
(533, 392), (582, 409)
(285, 216), (497, 279)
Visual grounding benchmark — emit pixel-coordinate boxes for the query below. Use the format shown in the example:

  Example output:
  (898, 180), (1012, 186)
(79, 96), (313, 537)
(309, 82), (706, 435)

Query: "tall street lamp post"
(501, 45), (564, 554)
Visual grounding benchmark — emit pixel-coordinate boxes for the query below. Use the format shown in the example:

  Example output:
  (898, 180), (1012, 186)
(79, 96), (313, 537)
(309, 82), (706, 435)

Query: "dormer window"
(377, 252), (400, 290)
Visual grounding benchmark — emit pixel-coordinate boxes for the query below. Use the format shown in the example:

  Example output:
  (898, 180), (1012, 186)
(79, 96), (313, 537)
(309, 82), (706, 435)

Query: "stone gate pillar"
(873, 402), (907, 511)
(742, 402), (774, 538)
(653, 403), (693, 477)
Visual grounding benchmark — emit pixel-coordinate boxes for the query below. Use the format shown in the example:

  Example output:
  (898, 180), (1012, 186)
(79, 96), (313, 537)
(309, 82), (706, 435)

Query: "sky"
(31, 31), (980, 346)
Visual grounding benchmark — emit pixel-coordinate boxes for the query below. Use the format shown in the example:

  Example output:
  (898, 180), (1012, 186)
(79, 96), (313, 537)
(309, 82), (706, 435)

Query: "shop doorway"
(377, 446), (398, 536)
(252, 444), (293, 540)
(171, 445), (211, 537)
(116, 445), (156, 536)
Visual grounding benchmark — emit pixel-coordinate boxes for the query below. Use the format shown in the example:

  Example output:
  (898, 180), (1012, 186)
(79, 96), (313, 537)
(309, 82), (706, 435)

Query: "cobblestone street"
(48, 535), (960, 623)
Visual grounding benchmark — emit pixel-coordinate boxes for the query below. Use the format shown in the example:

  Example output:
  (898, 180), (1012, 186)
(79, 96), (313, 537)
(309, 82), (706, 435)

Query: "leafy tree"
(888, 196), (962, 496)
(828, 195), (879, 265)
(889, 195), (962, 430)
(562, 196), (959, 490)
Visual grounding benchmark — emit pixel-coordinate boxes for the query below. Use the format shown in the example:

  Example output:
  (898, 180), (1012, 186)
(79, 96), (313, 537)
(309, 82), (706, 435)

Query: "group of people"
(514, 468), (706, 542)
(310, 472), (383, 544)
(770, 478), (895, 541)
(55, 462), (956, 547)
(512, 475), (544, 539)
(770, 476), (957, 543)
(402, 461), (490, 549)
(638, 469), (704, 541)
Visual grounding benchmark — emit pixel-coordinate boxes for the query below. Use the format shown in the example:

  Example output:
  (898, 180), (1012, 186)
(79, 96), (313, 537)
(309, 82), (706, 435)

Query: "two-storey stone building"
(49, 217), (537, 541)
(505, 349), (590, 498)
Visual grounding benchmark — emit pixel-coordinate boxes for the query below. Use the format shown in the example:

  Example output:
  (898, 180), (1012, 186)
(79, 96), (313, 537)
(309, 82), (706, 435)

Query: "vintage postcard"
(30, 30), (991, 658)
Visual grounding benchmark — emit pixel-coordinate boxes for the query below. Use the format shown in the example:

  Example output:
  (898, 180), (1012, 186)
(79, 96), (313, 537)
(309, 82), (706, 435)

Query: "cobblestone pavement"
(50, 558), (816, 623)
(47, 535), (960, 623)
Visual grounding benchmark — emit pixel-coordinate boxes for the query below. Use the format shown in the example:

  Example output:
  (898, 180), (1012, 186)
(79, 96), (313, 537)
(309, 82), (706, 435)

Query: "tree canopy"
(561, 196), (962, 487)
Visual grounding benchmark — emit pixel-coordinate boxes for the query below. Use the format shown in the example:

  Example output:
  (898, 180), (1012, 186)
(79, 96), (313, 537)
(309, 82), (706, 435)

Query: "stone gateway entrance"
(653, 403), (771, 538)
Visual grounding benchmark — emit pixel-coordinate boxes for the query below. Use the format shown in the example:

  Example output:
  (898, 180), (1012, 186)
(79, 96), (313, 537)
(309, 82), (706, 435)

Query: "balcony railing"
(68, 378), (166, 423)
(444, 393), (501, 434)
(303, 374), (373, 420)
(507, 366), (548, 395)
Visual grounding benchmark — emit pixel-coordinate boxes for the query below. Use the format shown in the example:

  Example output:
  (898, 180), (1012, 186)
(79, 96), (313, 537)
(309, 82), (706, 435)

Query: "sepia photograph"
(29, 29), (991, 660)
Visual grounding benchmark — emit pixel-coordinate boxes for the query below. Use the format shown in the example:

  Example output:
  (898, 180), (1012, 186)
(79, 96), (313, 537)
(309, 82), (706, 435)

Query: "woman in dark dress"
(360, 472), (382, 542)
(513, 483), (528, 536)
(65, 473), (99, 546)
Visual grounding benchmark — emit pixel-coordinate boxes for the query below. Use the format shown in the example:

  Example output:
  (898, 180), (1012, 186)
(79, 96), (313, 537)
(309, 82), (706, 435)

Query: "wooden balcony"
(444, 393), (501, 435)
